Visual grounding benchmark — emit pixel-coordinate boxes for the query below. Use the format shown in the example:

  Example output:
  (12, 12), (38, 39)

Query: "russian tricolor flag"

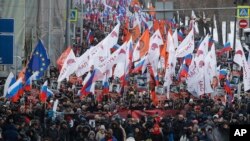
(224, 79), (234, 103)
(179, 64), (189, 78)
(24, 71), (38, 91)
(219, 69), (227, 80)
(110, 44), (120, 53)
(81, 69), (98, 97)
(102, 76), (109, 94)
(87, 30), (94, 45)
(184, 54), (192, 66)
(40, 81), (48, 102)
(132, 59), (145, 73)
(177, 30), (184, 41)
(39, 81), (53, 102)
(219, 42), (232, 55)
(208, 37), (214, 48)
(6, 78), (23, 102)
(3, 72), (16, 97)
(224, 80), (231, 94)
(47, 88), (54, 97)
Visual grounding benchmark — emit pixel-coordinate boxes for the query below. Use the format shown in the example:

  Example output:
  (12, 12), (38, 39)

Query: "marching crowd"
(1, 1), (250, 141)
(0, 75), (250, 141)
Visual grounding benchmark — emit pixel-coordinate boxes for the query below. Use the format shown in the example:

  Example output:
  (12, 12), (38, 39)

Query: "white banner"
(57, 49), (76, 82)
(176, 29), (194, 58)
(98, 43), (127, 73)
(75, 49), (91, 77)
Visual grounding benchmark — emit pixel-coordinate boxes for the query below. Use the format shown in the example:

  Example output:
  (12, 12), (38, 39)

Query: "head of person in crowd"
(88, 130), (96, 140)
(105, 128), (115, 140)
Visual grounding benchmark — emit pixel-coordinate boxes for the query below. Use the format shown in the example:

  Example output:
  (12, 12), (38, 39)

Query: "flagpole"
(65, 0), (71, 48)
(47, 0), (52, 78)
(80, 0), (83, 45)
(44, 101), (47, 138)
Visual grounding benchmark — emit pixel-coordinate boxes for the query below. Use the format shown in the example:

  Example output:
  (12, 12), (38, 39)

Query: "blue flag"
(25, 39), (50, 81)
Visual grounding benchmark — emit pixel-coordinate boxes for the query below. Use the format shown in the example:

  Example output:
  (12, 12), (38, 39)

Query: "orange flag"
(18, 68), (25, 80)
(56, 47), (71, 71)
(123, 19), (131, 43)
(153, 20), (159, 31)
(151, 90), (158, 106)
(159, 20), (166, 37)
(130, 24), (140, 41)
(138, 29), (150, 58)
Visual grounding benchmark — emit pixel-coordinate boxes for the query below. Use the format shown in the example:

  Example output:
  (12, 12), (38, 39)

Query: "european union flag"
(25, 39), (50, 81)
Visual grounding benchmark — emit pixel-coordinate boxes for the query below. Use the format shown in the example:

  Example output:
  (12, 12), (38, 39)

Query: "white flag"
(205, 44), (217, 81)
(187, 64), (205, 97)
(195, 35), (209, 74)
(191, 10), (197, 19)
(89, 23), (120, 68)
(233, 39), (250, 91)
(114, 62), (125, 78)
(172, 29), (179, 49)
(204, 68), (214, 94)
(58, 49), (76, 82)
(53, 99), (59, 112)
(98, 43), (127, 73)
(233, 39), (246, 67)
(148, 30), (163, 79)
(75, 49), (91, 77)
(248, 50), (250, 65)
(164, 31), (177, 87)
(176, 29), (194, 58)
(3, 72), (15, 97)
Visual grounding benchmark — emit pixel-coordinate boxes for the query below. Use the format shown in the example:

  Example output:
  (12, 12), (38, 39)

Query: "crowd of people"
(0, 78), (249, 141)
(1, 1), (250, 141)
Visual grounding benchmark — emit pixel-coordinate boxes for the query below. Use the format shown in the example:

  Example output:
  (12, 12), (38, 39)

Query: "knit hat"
(126, 137), (135, 141)
(100, 125), (105, 130)
(88, 130), (95, 137)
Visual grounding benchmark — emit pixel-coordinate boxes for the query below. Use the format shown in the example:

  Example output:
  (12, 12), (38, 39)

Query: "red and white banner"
(75, 49), (91, 77)
(58, 49), (76, 82)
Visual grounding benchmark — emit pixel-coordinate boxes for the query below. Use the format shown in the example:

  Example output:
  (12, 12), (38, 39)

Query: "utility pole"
(48, 0), (52, 77)
(80, 1), (83, 45)
(233, 1), (238, 52)
(65, 0), (71, 48)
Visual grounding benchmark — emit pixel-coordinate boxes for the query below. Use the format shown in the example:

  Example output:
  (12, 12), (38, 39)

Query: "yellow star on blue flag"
(25, 39), (50, 81)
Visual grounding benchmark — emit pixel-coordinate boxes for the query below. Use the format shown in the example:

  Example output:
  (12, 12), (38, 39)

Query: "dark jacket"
(2, 124), (19, 141)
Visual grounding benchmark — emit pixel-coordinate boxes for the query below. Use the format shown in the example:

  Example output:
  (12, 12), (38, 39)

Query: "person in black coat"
(111, 121), (124, 141)
(47, 123), (59, 141)
(2, 120), (20, 141)
(173, 114), (187, 141)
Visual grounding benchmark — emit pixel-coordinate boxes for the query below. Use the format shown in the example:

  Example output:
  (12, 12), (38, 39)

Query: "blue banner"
(0, 35), (13, 64)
